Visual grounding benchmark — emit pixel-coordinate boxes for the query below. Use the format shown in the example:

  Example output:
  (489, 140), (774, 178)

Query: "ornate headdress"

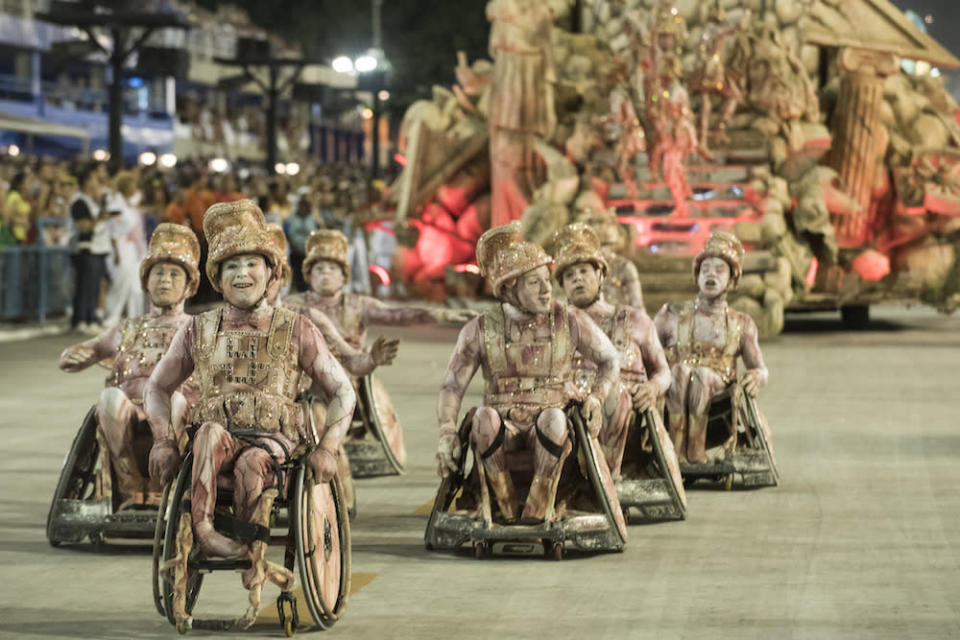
(302, 229), (350, 281)
(476, 221), (553, 298)
(550, 223), (608, 282)
(694, 230), (744, 286)
(203, 199), (283, 293)
(139, 223), (201, 297)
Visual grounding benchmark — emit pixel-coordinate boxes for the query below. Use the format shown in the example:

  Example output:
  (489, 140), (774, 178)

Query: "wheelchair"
(342, 374), (407, 478)
(669, 384), (779, 490)
(151, 434), (352, 635)
(616, 409), (687, 522)
(425, 404), (627, 560)
(47, 405), (159, 548)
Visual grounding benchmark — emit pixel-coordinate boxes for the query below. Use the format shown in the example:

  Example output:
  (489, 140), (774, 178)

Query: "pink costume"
(59, 223), (200, 507)
(551, 223), (672, 477)
(144, 200), (355, 624)
(437, 222), (619, 523)
(654, 231), (768, 463)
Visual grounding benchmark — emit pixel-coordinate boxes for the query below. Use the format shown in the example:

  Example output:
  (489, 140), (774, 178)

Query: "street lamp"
(331, 48), (390, 181)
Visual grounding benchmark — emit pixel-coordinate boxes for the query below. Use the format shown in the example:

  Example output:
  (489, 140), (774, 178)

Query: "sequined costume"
(59, 223), (200, 507)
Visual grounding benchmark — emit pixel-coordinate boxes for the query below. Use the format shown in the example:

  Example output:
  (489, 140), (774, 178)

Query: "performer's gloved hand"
(370, 335), (399, 367)
(59, 344), (95, 371)
(742, 370), (762, 398)
(440, 309), (477, 325)
(581, 394), (603, 438)
(307, 447), (339, 484)
(630, 381), (660, 413)
(149, 439), (181, 485)
(436, 426), (461, 478)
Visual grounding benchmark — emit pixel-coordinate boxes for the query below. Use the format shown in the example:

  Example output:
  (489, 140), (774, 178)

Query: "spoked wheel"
(159, 454), (203, 627)
(152, 482), (172, 617)
(360, 375), (406, 474)
(293, 461), (352, 630)
(47, 406), (100, 547)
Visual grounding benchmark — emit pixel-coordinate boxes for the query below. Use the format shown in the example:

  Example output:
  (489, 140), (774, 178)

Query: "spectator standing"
(6, 173), (31, 244)
(284, 191), (321, 291)
(103, 171), (146, 327)
(69, 165), (110, 333)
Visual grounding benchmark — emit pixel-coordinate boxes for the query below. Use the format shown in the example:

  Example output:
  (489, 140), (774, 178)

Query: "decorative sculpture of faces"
(309, 259), (346, 296)
(512, 264), (553, 315)
(220, 253), (270, 309)
(146, 262), (188, 308)
(697, 256), (731, 299)
(560, 262), (602, 308)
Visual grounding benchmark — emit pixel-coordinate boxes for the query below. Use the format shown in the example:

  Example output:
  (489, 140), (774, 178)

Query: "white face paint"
(146, 263), (188, 307)
(220, 253), (269, 309)
(560, 262), (601, 308)
(697, 256), (731, 299)
(309, 260), (345, 296)
(513, 265), (553, 315)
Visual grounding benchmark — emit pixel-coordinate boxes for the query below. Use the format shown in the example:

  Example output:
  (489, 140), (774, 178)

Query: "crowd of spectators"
(0, 153), (379, 331)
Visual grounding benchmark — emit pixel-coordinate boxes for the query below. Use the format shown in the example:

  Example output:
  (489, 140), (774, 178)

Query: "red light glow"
(369, 265), (391, 286)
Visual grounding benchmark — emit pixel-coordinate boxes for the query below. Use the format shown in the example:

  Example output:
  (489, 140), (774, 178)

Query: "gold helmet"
(139, 223), (201, 298)
(476, 221), (553, 298)
(551, 223), (608, 283)
(203, 199), (283, 293)
(694, 230), (744, 286)
(302, 229), (350, 281)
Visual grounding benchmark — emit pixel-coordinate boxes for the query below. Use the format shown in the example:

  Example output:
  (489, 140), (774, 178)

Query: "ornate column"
(826, 47), (899, 248)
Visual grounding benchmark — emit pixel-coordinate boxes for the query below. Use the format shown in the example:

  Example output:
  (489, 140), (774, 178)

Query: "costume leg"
(97, 387), (145, 505)
(598, 385), (632, 479)
(232, 446), (279, 522)
(191, 422), (246, 558)
(666, 364), (691, 461)
(686, 367), (725, 464)
(472, 407), (518, 523)
(521, 408), (569, 524)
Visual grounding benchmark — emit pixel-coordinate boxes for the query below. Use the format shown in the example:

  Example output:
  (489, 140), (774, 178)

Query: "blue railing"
(0, 218), (73, 322)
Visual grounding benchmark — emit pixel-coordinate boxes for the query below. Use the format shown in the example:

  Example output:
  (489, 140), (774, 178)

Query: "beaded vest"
(108, 316), (182, 398)
(190, 305), (303, 439)
(481, 301), (573, 411)
(669, 300), (741, 384)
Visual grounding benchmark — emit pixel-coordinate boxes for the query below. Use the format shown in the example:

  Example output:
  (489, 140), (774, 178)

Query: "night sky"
(890, 0), (960, 56)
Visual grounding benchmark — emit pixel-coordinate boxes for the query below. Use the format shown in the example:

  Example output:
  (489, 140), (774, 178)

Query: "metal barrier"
(0, 218), (73, 322)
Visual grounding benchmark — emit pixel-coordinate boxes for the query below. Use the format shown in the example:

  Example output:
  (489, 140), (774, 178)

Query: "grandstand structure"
(0, 0), (364, 165)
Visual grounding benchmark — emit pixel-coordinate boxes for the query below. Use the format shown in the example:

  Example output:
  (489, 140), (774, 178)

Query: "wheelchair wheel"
(360, 375), (406, 474)
(46, 406), (99, 547)
(292, 461), (352, 630)
(158, 453), (203, 626)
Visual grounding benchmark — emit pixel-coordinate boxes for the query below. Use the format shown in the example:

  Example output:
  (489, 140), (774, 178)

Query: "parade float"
(388, 0), (960, 335)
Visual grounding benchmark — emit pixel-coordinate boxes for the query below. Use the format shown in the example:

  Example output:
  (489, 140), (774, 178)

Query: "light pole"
(331, 50), (389, 181)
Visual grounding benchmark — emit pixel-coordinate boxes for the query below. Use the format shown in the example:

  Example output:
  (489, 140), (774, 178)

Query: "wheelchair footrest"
(192, 558), (252, 572)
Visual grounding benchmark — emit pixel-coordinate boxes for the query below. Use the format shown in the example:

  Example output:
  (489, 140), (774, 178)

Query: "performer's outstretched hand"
(370, 335), (399, 366)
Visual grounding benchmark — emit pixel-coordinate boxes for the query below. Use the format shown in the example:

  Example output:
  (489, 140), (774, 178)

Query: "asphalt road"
(1, 306), (958, 639)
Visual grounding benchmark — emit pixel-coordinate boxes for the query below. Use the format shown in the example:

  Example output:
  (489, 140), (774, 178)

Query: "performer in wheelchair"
(145, 199), (356, 568)
(286, 228), (472, 355)
(551, 224), (673, 475)
(435, 221), (620, 525)
(58, 223), (201, 510)
(266, 223), (398, 378)
(654, 231), (768, 466)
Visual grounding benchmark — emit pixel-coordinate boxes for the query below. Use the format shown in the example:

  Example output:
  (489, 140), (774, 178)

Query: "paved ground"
(1, 305), (959, 639)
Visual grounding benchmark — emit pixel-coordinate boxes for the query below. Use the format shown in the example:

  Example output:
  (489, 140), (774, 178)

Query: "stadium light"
(7, 144), (20, 156)
(138, 151), (157, 166)
(92, 149), (110, 161)
(332, 56), (354, 74)
(274, 162), (287, 175)
(208, 157), (229, 173)
(285, 162), (300, 176)
(355, 55), (378, 73)
(159, 153), (177, 168)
